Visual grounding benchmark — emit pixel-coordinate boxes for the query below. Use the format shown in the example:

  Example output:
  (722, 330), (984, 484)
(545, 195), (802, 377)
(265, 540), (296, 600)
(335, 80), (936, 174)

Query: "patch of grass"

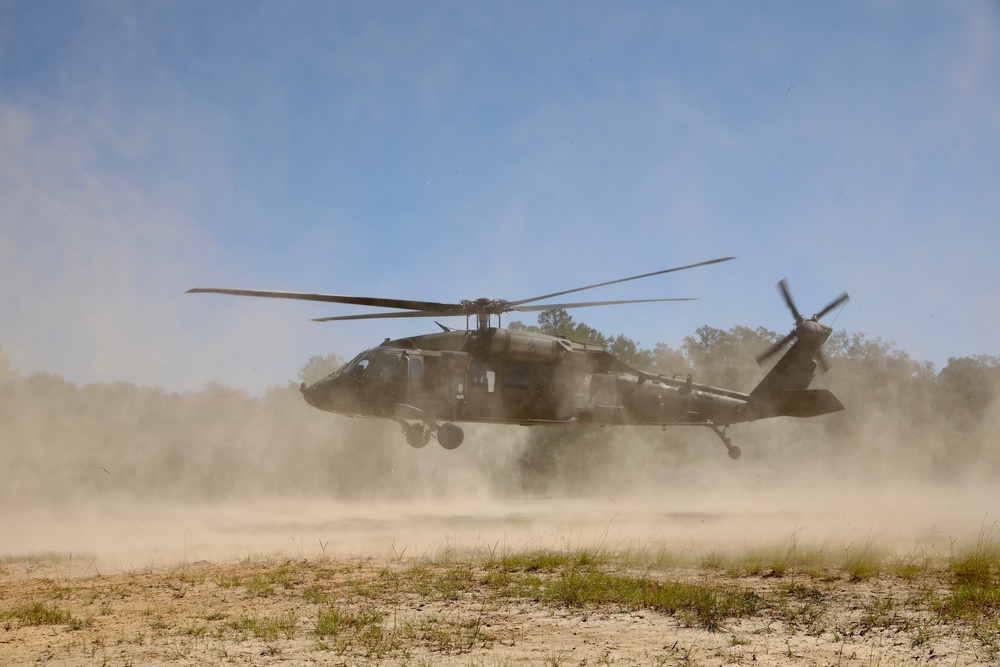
(314, 604), (396, 657)
(700, 548), (728, 571)
(857, 597), (901, 634)
(217, 562), (303, 598)
(4, 602), (79, 628)
(541, 567), (761, 631)
(401, 612), (493, 654)
(243, 575), (276, 597)
(431, 565), (477, 600)
(842, 533), (885, 582)
(227, 613), (298, 640)
(302, 585), (328, 604)
(941, 524), (1000, 619)
(265, 563), (302, 589)
(180, 622), (207, 637)
(772, 582), (828, 631)
(47, 583), (75, 599)
(315, 605), (385, 637)
(889, 549), (936, 581)
(939, 526), (1000, 658)
(481, 547), (608, 575)
(845, 559), (881, 582)
(385, 563), (479, 601)
(689, 532), (841, 578)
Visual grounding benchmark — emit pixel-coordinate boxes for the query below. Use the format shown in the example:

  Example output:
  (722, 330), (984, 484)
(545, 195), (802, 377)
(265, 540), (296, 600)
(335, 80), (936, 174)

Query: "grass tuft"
(4, 602), (91, 629)
(543, 567), (761, 631)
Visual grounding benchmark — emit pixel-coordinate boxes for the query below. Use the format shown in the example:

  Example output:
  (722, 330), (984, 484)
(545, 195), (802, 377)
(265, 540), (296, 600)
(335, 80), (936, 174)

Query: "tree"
(936, 355), (1000, 421)
(682, 325), (779, 390)
(647, 342), (689, 377)
(298, 353), (346, 386)
(512, 309), (608, 345)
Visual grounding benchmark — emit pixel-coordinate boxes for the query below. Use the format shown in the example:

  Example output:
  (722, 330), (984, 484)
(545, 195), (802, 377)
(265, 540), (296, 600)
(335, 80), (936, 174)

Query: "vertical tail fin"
(747, 281), (848, 420)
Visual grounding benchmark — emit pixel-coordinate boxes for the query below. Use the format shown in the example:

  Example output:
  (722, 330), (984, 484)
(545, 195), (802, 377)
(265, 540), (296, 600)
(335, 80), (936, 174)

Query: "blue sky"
(1, 1), (998, 393)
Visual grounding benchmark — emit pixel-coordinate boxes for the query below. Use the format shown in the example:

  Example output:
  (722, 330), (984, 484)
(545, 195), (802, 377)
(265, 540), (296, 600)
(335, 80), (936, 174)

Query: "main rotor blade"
(513, 297), (696, 313)
(311, 310), (459, 322)
(777, 279), (803, 323)
(509, 257), (736, 307)
(813, 292), (850, 321)
(186, 288), (462, 314)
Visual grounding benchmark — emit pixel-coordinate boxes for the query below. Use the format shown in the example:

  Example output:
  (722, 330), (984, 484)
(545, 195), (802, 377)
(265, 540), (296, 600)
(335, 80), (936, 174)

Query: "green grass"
(302, 585), (328, 604)
(543, 567), (761, 631)
(938, 526), (1000, 658)
(315, 604), (397, 657)
(400, 612), (494, 654)
(315, 605), (385, 637)
(3, 602), (92, 630)
(226, 613), (298, 640)
(486, 548), (607, 572)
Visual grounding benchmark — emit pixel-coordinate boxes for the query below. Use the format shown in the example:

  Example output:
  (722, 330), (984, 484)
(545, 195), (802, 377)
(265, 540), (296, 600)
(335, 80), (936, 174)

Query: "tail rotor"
(756, 280), (849, 369)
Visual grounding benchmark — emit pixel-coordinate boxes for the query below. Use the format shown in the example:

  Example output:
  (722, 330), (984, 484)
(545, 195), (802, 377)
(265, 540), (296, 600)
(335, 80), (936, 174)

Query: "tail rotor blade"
(756, 332), (795, 365)
(777, 279), (803, 323)
(813, 292), (850, 321)
(815, 351), (830, 374)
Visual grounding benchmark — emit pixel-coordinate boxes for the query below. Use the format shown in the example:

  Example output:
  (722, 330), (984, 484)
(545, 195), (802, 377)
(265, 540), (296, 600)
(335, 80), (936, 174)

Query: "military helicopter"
(189, 257), (848, 459)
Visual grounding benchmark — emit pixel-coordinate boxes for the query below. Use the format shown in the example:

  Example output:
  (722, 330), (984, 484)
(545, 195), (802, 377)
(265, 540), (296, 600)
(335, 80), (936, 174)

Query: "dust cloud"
(1, 355), (998, 572)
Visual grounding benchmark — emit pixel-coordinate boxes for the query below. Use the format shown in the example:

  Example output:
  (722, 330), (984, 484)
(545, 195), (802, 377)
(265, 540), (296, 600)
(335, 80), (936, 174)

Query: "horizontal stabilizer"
(751, 389), (844, 419)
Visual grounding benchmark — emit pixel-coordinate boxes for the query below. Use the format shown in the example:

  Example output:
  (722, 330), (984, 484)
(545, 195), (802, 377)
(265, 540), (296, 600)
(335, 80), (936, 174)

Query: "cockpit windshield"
(336, 351), (374, 376)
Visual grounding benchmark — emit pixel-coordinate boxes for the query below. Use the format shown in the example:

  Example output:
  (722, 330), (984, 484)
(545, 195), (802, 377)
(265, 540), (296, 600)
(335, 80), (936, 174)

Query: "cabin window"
(469, 362), (496, 393)
(504, 364), (529, 387)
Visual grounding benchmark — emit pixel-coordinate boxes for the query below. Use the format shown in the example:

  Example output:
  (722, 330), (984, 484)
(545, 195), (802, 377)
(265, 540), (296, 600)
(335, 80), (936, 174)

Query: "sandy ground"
(2, 480), (998, 666)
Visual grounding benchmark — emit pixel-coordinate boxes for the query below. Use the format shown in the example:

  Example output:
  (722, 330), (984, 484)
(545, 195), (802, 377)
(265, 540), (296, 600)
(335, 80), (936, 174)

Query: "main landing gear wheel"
(404, 423), (431, 448)
(437, 422), (465, 450)
(727, 444), (742, 460)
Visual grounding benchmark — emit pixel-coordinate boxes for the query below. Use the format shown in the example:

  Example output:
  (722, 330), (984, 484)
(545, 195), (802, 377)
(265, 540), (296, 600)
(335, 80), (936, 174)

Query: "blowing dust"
(2, 366), (997, 571)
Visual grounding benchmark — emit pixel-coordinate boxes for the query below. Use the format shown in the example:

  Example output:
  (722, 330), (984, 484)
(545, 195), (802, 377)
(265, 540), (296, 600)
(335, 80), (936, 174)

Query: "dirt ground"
(2, 486), (998, 666)
(0, 551), (995, 666)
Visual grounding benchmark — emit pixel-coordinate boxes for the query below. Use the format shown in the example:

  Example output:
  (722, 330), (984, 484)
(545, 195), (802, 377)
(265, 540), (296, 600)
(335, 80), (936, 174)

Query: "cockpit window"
(339, 351), (373, 376)
(367, 352), (402, 380)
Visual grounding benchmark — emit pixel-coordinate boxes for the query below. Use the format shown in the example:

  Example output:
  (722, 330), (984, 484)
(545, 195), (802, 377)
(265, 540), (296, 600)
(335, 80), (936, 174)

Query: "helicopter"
(188, 257), (848, 459)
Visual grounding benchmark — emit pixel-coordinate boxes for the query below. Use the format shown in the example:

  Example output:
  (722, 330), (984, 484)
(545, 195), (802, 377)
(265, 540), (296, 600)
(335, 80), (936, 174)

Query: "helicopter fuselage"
(301, 327), (749, 428)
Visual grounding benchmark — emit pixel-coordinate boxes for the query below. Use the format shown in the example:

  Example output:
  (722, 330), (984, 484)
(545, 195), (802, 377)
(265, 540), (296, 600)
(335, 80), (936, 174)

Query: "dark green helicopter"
(189, 257), (848, 459)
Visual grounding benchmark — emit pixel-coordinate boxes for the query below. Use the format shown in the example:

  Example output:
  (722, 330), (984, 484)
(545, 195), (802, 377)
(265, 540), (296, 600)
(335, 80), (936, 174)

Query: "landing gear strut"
(708, 424), (741, 460)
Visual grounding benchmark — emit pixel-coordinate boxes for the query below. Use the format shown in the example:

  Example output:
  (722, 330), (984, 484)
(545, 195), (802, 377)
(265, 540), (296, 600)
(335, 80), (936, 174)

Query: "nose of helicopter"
(299, 374), (355, 413)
